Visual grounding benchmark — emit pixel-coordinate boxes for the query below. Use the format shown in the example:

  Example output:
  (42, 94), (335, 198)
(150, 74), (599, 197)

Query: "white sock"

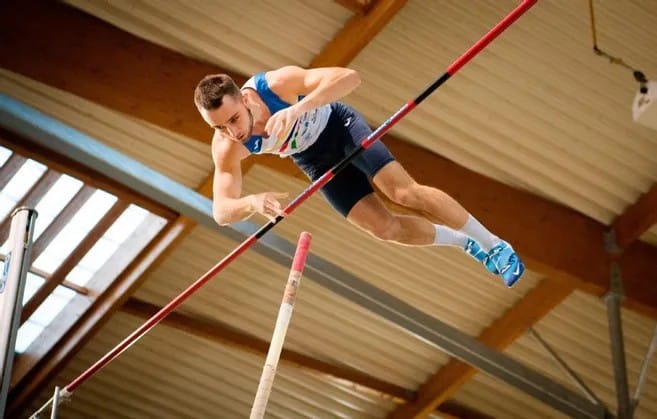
(458, 214), (501, 252)
(433, 225), (469, 248)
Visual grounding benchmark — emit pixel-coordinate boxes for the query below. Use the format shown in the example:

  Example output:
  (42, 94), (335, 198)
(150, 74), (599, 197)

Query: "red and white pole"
(250, 232), (312, 419)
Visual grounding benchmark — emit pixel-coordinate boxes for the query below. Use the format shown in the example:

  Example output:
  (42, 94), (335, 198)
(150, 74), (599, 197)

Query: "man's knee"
(389, 183), (423, 208)
(366, 217), (399, 242)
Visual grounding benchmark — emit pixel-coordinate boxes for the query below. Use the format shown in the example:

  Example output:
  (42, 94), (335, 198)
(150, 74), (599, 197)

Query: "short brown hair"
(194, 74), (241, 110)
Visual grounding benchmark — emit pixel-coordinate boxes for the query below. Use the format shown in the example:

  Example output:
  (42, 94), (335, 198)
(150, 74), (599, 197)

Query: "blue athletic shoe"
(499, 255), (525, 288)
(484, 240), (524, 287)
(483, 241), (514, 274)
(464, 238), (486, 263)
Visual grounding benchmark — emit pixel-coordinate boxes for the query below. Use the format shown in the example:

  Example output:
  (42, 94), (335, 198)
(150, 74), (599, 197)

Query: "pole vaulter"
(29, 1), (537, 416)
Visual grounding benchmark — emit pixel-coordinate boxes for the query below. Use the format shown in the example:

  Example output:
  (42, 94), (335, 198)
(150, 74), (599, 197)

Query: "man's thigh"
(321, 163), (375, 217)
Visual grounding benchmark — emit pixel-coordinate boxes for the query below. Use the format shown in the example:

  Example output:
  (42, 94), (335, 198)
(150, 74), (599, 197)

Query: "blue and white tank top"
(241, 72), (331, 157)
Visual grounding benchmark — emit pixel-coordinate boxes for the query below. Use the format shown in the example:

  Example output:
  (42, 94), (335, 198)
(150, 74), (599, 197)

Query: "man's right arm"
(212, 135), (287, 225)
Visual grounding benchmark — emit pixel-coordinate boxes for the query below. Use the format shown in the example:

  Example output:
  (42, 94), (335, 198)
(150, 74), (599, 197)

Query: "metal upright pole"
(0, 207), (38, 419)
(50, 386), (60, 419)
(605, 262), (631, 419)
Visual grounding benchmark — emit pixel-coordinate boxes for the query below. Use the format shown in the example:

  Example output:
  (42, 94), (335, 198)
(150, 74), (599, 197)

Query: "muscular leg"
(345, 193), (471, 249)
(322, 101), (523, 286)
(373, 161), (500, 251)
(373, 162), (468, 229)
(346, 193), (436, 246)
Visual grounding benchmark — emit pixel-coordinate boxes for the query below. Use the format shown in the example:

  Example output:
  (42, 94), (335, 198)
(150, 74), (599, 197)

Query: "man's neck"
(243, 90), (270, 137)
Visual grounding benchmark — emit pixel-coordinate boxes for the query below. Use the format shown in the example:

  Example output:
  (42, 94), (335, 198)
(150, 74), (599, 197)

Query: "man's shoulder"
(264, 66), (302, 86)
(212, 132), (249, 164)
(211, 132), (235, 157)
(262, 66), (305, 103)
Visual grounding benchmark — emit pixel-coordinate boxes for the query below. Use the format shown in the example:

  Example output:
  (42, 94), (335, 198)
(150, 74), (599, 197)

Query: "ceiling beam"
(311, 0), (408, 68)
(389, 277), (578, 418)
(0, 0), (241, 142)
(611, 183), (657, 249)
(334, 0), (375, 15)
(2, 0), (656, 316)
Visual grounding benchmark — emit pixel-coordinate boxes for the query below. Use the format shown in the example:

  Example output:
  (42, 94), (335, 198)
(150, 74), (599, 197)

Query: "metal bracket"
(603, 230), (623, 255)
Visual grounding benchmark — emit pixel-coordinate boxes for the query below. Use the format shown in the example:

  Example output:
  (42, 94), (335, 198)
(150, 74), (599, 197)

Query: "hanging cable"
(589, 0), (648, 93)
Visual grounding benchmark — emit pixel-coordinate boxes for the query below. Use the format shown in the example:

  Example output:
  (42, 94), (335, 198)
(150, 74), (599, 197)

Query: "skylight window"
(68, 204), (148, 287)
(0, 158), (47, 220)
(0, 193), (14, 222)
(32, 190), (118, 274)
(32, 174), (83, 240)
(0, 144), (171, 354)
(0, 147), (11, 165)
(13, 322), (41, 354)
(26, 285), (76, 333)
(2, 159), (47, 201)
(23, 271), (46, 303)
(0, 262), (46, 353)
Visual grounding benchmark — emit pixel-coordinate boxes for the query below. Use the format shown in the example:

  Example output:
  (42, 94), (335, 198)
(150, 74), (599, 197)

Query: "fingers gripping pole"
(250, 232), (312, 419)
(57, 0), (537, 399)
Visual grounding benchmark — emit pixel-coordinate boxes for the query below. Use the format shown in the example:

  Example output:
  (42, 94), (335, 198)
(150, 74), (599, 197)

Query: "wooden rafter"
(312, 0), (408, 67)
(334, 0), (376, 15)
(389, 278), (576, 418)
(611, 183), (657, 249)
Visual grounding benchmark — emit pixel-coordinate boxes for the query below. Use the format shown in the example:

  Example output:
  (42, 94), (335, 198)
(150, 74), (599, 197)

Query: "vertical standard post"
(250, 232), (312, 419)
(0, 207), (38, 419)
(50, 386), (60, 419)
(605, 261), (631, 419)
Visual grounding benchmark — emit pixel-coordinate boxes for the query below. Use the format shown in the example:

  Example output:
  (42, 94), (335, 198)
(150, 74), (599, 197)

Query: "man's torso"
(241, 72), (332, 157)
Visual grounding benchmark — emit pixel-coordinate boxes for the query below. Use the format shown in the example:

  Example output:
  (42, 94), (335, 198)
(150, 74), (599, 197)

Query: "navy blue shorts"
(291, 102), (395, 217)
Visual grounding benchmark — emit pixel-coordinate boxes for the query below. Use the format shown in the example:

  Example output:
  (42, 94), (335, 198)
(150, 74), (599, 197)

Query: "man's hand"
(249, 191), (289, 222)
(265, 106), (301, 141)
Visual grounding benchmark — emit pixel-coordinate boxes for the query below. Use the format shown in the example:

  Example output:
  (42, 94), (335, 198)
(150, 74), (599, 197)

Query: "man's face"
(199, 94), (253, 142)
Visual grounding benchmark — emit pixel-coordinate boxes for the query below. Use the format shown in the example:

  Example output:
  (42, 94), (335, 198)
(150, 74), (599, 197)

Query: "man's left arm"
(264, 66), (361, 138)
